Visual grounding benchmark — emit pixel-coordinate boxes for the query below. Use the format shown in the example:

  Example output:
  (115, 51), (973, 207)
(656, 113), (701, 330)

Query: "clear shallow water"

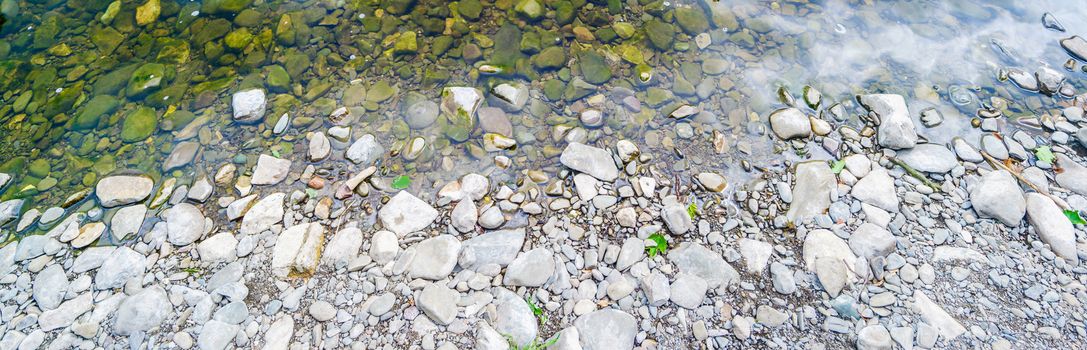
(0, 0), (1084, 236)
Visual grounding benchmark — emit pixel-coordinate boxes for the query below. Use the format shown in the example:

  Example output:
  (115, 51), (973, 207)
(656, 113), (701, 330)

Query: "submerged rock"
(1060, 36), (1087, 61)
(232, 89), (266, 123)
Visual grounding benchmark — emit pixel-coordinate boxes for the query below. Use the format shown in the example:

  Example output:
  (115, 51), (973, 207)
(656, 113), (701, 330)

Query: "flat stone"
(1056, 154), (1087, 196)
(164, 203), (205, 246)
(803, 229), (857, 296)
(912, 290), (966, 341)
(264, 317), (294, 350)
(661, 203), (694, 234)
(308, 301), (336, 322)
(458, 228), (525, 270)
(669, 242), (739, 288)
(270, 222), (325, 277)
(418, 282), (459, 325)
(560, 142), (619, 182)
(96, 175), (154, 207)
(494, 288), (538, 347)
(896, 143), (957, 173)
(197, 232), (238, 263)
(163, 141), (200, 171)
(851, 168), (899, 212)
(232, 88), (266, 123)
(94, 246), (146, 290)
(769, 107), (811, 140)
(369, 230), (400, 265)
(240, 193), (284, 235)
(450, 199), (478, 233)
(859, 94), (917, 149)
(738, 238), (773, 273)
(969, 170), (1025, 226)
(308, 132), (331, 161)
(409, 235), (462, 280)
(346, 134), (384, 165)
(251, 154), (291, 185)
(1025, 193), (1078, 262)
(786, 161), (835, 221)
(38, 293), (93, 331)
(113, 286), (171, 335)
(857, 325), (893, 350)
(379, 191), (439, 236)
(197, 320), (239, 350)
(669, 273), (708, 309)
(574, 309), (637, 350)
(33, 264), (68, 310)
(848, 223), (896, 260)
(111, 205), (147, 241)
(322, 227), (363, 268)
(503, 248), (555, 287)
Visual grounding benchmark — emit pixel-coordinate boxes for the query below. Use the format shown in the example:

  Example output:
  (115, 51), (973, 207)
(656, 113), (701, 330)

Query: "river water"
(1, 0), (1084, 236)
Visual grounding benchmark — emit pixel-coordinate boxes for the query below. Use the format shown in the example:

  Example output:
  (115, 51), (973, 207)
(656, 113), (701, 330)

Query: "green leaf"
(646, 232), (668, 256)
(687, 203), (698, 219)
(271, 149), (281, 158)
(305, 188), (317, 198)
(1064, 210), (1087, 225)
(1036, 146), (1055, 164)
(391, 175), (412, 190)
(831, 159), (846, 174)
(542, 334), (561, 347)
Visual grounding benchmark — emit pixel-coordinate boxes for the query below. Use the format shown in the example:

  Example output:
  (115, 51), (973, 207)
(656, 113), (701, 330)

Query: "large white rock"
(560, 142), (619, 182)
(803, 229), (857, 296)
(251, 154), (291, 186)
(369, 230), (400, 265)
(321, 227), (363, 268)
(408, 235), (461, 280)
(785, 161), (835, 222)
(197, 232), (239, 263)
(32, 264), (68, 310)
(458, 228), (525, 270)
(164, 203), (205, 246)
(851, 167), (899, 212)
(241, 193), (285, 235)
(768, 107), (811, 140)
(96, 175), (154, 207)
(969, 170), (1025, 227)
(848, 223), (896, 260)
(378, 191), (439, 236)
(110, 205), (147, 241)
(494, 288), (538, 347)
(417, 282), (459, 325)
(574, 309), (637, 350)
(440, 87), (483, 124)
(232, 89), (266, 123)
(503, 248), (555, 287)
(94, 246), (146, 290)
(308, 132), (331, 161)
(912, 290), (966, 341)
(1056, 154), (1087, 196)
(859, 94), (917, 149)
(896, 143), (958, 173)
(113, 286), (171, 335)
(1025, 193), (1078, 262)
(668, 242), (739, 288)
(270, 222), (325, 278)
(264, 317), (294, 350)
(345, 134), (384, 165)
(450, 199), (478, 233)
(38, 293), (93, 331)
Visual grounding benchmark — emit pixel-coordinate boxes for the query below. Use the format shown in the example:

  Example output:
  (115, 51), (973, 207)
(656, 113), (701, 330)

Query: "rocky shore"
(3, 82), (1087, 349)
(2, 0), (1087, 349)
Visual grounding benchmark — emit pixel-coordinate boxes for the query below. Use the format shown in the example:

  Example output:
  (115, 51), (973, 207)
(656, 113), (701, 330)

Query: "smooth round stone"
(580, 109), (603, 128)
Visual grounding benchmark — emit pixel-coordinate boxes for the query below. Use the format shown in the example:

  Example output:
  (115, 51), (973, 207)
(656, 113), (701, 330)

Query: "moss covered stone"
(578, 50), (611, 85)
(645, 20), (674, 51)
(120, 106), (158, 143)
(265, 65), (290, 92)
(127, 63), (167, 97)
(73, 95), (120, 130)
(674, 7), (709, 35)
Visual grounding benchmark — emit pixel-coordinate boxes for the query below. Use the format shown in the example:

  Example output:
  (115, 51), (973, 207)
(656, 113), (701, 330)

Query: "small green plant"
(686, 203), (698, 219)
(1064, 210), (1086, 225)
(830, 159), (846, 174)
(391, 175), (412, 190)
(181, 267), (203, 276)
(1035, 146), (1055, 164)
(645, 232), (668, 257)
(504, 334), (560, 350)
(271, 149), (281, 158)
(526, 296), (547, 324)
